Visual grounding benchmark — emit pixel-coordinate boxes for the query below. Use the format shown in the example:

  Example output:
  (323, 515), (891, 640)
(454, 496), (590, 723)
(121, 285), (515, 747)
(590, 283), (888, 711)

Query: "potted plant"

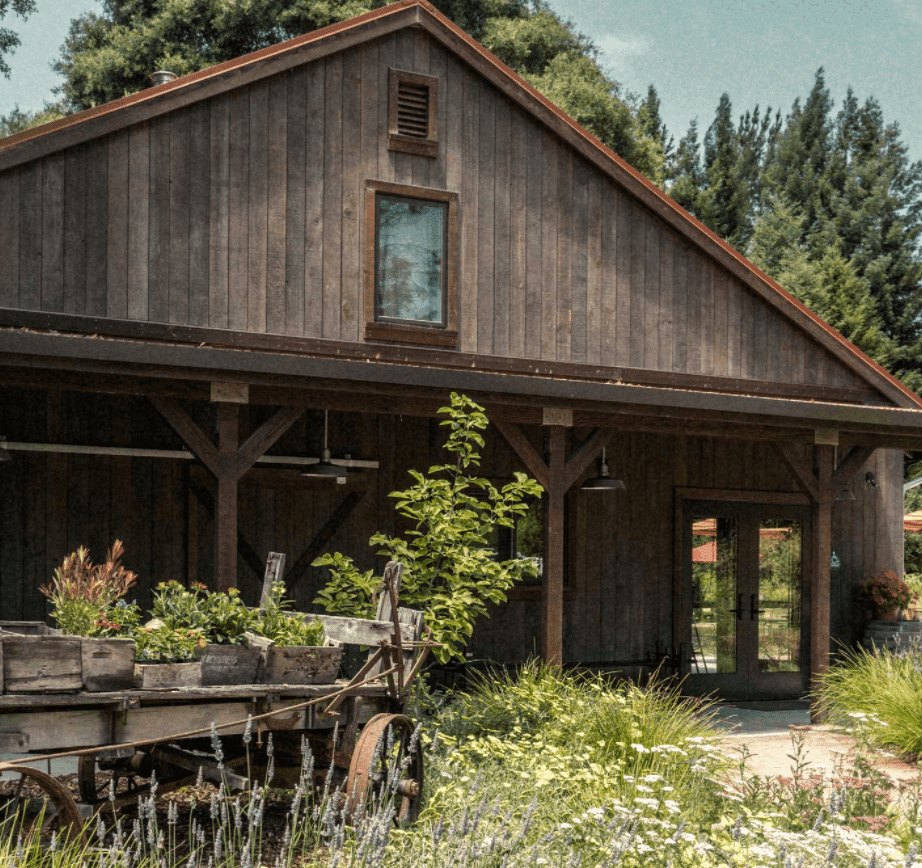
(10, 541), (140, 693)
(149, 581), (261, 684)
(252, 582), (341, 684)
(862, 570), (917, 621)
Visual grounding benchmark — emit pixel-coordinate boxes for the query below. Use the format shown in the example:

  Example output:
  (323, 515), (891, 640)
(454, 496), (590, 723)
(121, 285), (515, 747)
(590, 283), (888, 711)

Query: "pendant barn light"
(580, 447), (625, 491)
(301, 411), (347, 481)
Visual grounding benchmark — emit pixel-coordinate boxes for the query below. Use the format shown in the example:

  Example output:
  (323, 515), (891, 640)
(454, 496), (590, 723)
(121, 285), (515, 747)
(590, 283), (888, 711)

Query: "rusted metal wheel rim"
(2, 765), (86, 846)
(345, 713), (423, 825)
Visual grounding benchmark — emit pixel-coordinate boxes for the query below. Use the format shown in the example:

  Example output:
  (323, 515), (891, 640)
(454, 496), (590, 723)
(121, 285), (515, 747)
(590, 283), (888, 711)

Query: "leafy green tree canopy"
(0, 0), (35, 78)
(51, 0), (664, 177)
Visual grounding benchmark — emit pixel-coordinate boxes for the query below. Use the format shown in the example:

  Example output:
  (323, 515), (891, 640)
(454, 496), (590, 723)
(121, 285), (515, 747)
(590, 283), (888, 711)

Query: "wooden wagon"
(0, 560), (431, 841)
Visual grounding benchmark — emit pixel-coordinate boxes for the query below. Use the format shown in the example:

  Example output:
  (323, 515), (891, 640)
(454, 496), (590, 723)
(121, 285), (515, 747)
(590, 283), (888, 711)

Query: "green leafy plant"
(862, 569), (916, 613)
(150, 580), (256, 645)
(134, 625), (206, 662)
(253, 581), (326, 647)
(39, 539), (138, 637)
(314, 393), (544, 662)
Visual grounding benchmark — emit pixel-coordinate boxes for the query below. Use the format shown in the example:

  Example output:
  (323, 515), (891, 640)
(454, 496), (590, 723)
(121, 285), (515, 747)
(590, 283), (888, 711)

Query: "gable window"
(388, 68), (439, 158)
(364, 181), (458, 347)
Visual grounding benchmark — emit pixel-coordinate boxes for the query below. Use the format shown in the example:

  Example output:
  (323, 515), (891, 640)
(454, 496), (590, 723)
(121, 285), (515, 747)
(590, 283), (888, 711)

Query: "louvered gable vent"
(388, 68), (439, 158)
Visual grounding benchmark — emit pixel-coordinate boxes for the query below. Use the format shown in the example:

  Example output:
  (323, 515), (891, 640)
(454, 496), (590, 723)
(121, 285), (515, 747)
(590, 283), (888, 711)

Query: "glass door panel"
(756, 519), (803, 674)
(691, 517), (738, 675)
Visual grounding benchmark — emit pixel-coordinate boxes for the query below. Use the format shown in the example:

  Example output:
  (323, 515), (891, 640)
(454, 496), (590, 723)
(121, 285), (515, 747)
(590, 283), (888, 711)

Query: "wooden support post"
(545, 426), (567, 665)
(215, 403), (239, 592)
(811, 443), (835, 699)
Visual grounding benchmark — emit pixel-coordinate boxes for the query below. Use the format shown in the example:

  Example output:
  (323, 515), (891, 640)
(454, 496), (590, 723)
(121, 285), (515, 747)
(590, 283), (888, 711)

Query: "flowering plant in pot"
(862, 570), (917, 620)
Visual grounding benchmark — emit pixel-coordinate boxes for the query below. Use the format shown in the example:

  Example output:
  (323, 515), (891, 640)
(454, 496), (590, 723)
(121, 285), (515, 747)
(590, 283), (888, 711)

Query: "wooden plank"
(237, 405), (304, 477)
(2, 634), (82, 692)
(460, 68), (480, 353)
(340, 52), (361, 342)
(811, 444), (834, 696)
(629, 207), (646, 367)
(259, 551), (287, 605)
(540, 132), (558, 360)
(148, 116), (170, 323)
(115, 701), (251, 743)
(493, 96), (511, 357)
(0, 441), (24, 620)
(0, 168), (19, 307)
(62, 147), (86, 314)
(555, 146), (573, 361)
(40, 154), (65, 312)
(524, 120), (542, 359)
(428, 41), (449, 189)
(169, 108), (191, 324)
(322, 55), (343, 340)
(149, 396), (219, 475)
(672, 240), (688, 372)
(643, 213), (658, 369)
(209, 94), (230, 329)
(544, 426), (567, 664)
(126, 123), (150, 320)
(304, 62), (325, 337)
(570, 156), (588, 364)
(215, 403), (240, 591)
(724, 269), (740, 377)
(657, 227), (673, 371)
(248, 79), (269, 333)
(266, 74), (288, 336)
(285, 65), (307, 337)
(376, 33), (396, 186)
(713, 260), (728, 376)
(84, 139), (108, 316)
(586, 172), (602, 366)
(392, 29), (415, 186)
(599, 182), (617, 366)
(477, 81), (495, 355)
(686, 249), (702, 374)
(700, 259), (715, 375)
(188, 101), (211, 327)
(228, 86), (250, 331)
(615, 189), (632, 367)
(18, 160), (42, 310)
(0, 708), (111, 749)
(492, 419), (550, 490)
(508, 108), (526, 357)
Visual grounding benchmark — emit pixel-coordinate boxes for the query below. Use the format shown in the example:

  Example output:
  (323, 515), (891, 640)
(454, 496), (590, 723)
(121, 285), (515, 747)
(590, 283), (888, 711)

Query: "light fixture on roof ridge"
(301, 410), (347, 482)
(580, 446), (625, 492)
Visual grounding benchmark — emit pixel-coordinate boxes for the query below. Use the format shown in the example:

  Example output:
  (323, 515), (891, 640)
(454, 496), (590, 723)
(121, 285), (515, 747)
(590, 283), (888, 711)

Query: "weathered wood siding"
(0, 32), (873, 396)
(0, 387), (900, 663)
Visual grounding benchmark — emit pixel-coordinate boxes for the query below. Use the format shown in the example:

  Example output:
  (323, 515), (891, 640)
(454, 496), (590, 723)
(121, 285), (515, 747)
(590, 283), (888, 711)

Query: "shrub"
(862, 569), (916, 613)
(252, 581), (325, 647)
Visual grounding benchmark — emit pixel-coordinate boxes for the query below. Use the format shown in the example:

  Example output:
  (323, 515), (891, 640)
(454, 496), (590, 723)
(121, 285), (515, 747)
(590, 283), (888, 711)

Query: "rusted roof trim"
(1, 0), (919, 411)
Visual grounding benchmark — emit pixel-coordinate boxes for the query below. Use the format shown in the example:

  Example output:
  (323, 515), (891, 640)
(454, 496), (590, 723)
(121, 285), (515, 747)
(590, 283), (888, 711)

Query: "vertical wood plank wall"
(0, 388), (900, 663)
(0, 34), (870, 395)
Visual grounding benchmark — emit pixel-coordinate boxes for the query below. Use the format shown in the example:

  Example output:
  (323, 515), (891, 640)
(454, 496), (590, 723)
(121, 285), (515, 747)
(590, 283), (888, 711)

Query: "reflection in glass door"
(684, 503), (809, 700)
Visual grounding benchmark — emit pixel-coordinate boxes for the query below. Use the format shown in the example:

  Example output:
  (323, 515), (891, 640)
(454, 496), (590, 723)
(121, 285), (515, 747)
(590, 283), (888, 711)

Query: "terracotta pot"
(875, 607), (900, 622)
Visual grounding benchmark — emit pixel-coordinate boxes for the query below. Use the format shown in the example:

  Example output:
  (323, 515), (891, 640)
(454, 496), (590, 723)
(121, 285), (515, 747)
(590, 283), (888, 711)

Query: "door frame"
(673, 488), (813, 700)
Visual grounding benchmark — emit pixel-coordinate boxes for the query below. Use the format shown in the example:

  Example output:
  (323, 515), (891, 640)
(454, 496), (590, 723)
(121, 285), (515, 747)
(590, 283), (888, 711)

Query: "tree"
(51, 0), (665, 179)
(313, 393), (543, 663)
(0, 101), (65, 137)
(0, 0), (34, 78)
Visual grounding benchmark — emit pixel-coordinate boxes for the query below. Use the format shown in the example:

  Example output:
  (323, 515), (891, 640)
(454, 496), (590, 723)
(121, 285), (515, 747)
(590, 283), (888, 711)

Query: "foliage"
(39, 540), (138, 637)
(48, 0), (664, 178)
(0, 0), (34, 78)
(133, 624), (206, 661)
(814, 642), (922, 759)
(861, 569), (916, 613)
(0, 101), (66, 138)
(253, 581), (325, 647)
(150, 580), (257, 645)
(314, 393), (543, 662)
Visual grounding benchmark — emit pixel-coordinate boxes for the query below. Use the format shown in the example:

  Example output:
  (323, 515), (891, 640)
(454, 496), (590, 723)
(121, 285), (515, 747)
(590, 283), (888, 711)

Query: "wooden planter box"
(134, 661), (202, 689)
(261, 645), (342, 685)
(197, 644), (262, 685)
(0, 625), (135, 693)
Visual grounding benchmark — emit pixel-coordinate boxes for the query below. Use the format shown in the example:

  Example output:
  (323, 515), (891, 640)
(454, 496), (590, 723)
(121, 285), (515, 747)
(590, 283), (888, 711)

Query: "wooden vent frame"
(388, 68), (439, 158)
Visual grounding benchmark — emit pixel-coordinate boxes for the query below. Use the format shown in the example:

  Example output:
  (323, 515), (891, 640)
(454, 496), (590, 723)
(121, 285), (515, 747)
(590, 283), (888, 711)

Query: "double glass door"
(682, 501), (810, 700)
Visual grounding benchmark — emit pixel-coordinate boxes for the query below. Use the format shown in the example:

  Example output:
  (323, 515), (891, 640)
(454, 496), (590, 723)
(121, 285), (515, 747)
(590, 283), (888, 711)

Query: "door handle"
(729, 593), (744, 620)
(751, 594), (766, 620)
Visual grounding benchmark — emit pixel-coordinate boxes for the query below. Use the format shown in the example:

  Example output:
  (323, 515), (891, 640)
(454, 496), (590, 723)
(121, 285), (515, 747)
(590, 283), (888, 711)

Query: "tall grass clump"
(815, 641), (922, 757)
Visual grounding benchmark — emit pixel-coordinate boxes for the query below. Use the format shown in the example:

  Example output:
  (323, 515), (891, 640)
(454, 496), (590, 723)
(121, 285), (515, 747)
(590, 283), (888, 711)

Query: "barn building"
(2, 0), (921, 701)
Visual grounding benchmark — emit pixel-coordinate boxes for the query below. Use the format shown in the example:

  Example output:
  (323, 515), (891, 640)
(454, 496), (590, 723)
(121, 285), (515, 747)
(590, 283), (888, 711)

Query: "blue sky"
(1, 0), (920, 165)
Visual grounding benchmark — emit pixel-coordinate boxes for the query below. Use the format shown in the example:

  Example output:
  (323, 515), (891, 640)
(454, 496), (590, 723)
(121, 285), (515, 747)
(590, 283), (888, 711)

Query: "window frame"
(388, 68), (439, 158)
(363, 180), (459, 347)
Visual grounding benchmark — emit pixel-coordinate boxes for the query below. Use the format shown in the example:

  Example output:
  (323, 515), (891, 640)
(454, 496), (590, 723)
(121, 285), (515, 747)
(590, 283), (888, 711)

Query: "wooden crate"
(261, 645), (342, 685)
(1, 634), (82, 693)
(198, 644), (262, 686)
(82, 638), (135, 691)
(134, 661), (203, 689)
(0, 621), (57, 636)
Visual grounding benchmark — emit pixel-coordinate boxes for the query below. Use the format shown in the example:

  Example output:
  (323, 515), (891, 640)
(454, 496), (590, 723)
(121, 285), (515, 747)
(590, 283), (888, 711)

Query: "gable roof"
(2, 0), (920, 411)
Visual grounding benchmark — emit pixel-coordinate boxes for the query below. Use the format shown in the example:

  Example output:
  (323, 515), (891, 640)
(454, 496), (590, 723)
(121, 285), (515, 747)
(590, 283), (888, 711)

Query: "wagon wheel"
(0, 765), (85, 846)
(345, 713), (423, 826)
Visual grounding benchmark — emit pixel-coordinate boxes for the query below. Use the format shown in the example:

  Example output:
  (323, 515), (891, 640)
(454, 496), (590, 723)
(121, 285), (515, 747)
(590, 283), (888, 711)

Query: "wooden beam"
(236, 405), (304, 478)
(215, 403), (239, 592)
(544, 425), (567, 666)
(150, 396), (219, 475)
(833, 445), (877, 485)
(771, 442), (819, 505)
(561, 428), (612, 492)
(811, 444), (835, 707)
(188, 476), (264, 582)
(285, 491), (366, 589)
(492, 419), (550, 490)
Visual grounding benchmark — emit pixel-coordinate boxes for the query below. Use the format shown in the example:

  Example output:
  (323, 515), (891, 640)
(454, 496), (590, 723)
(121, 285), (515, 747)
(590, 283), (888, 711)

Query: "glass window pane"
(757, 520), (802, 673)
(376, 195), (446, 323)
(691, 516), (738, 674)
